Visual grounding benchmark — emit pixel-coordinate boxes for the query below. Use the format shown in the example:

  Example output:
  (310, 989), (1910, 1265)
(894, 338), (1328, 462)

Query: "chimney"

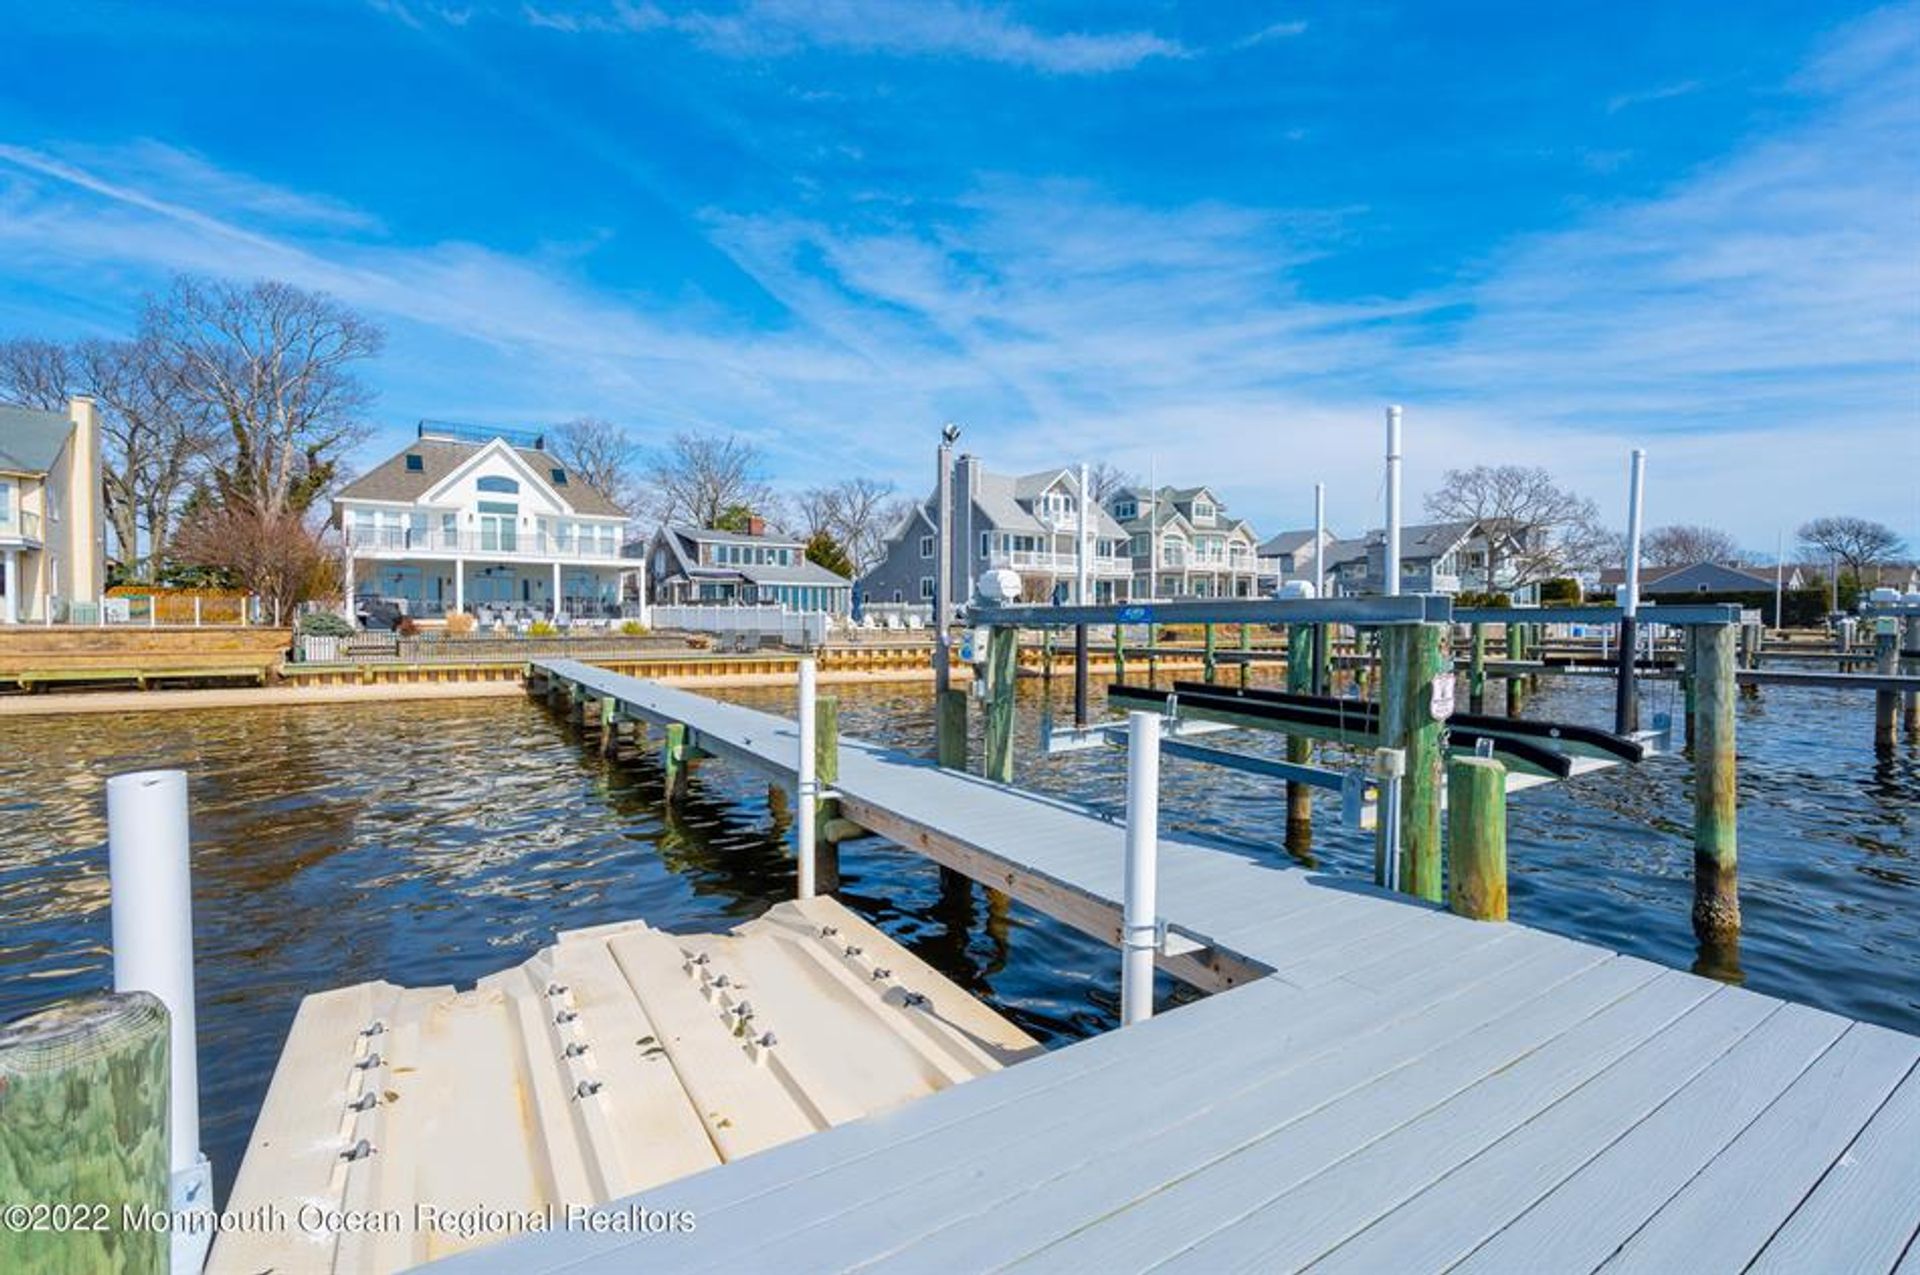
(747, 515), (766, 537)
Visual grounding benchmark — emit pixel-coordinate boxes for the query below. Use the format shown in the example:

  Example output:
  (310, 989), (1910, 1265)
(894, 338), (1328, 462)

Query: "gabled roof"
(336, 436), (626, 518)
(963, 464), (1128, 539)
(0, 404), (72, 473)
(1110, 485), (1254, 541)
(668, 524), (806, 549)
(1258, 528), (1329, 557)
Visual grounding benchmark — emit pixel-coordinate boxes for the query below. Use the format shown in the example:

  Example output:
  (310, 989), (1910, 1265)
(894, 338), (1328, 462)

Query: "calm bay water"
(0, 669), (1914, 1201)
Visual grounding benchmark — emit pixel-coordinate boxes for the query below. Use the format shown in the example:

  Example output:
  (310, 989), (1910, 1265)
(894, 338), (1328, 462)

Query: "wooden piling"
(1377, 622), (1446, 902)
(1113, 623), (1127, 682)
(1874, 625), (1898, 753)
(936, 687), (969, 771)
(815, 695), (842, 893)
(1238, 623), (1252, 690)
(1285, 623), (1314, 856)
(1203, 623), (1217, 685)
(598, 697), (616, 755)
(1905, 615), (1920, 740)
(984, 625), (1018, 784)
(1446, 756), (1508, 921)
(1504, 621), (1526, 717)
(1468, 622), (1486, 715)
(1690, 623), (1740, 943)
(662, 721), (690, 801)
(0, 992), (170, 1275)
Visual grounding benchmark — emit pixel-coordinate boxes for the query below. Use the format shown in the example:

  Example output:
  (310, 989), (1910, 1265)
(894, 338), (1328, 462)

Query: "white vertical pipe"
(107, 769), (200, 1174)
(1121, 710), (1161, 1026)
(1077, 462), (1092, 604)
(1623, 448), (1647, 618)
(1312, 482), (1326, 597)
(1774, 530), (1785, 630)
(1384, 406), (1403, 596)
(796, 657), (817, 900)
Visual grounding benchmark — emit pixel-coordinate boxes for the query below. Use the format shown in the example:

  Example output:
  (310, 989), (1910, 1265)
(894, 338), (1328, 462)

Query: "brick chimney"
(747, 515), (766, 537)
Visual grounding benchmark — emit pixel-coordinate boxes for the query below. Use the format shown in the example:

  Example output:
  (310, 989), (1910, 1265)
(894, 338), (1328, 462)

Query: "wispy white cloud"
(1236, 18), (1308, 49)
(504, 0), (1183, 72)
(1605, 79), (1701, 114)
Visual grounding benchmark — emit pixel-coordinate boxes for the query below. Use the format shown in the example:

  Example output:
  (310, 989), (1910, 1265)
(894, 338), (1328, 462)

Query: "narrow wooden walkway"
(439, 660), (1920, 1273)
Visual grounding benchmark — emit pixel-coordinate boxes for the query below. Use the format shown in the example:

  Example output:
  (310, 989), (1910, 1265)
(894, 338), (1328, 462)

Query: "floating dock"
(211, 894), (1039, 1273)
(426, 659), (1920, 1273)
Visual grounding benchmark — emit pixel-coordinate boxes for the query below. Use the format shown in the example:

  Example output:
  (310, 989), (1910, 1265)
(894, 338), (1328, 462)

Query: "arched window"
(477, 476), (520, 494)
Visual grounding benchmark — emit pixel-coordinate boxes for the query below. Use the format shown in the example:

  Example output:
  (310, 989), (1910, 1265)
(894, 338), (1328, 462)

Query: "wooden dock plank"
(1015, 964), (1715, 1273)
(859, 947), (1648, 1274)
(1289, 993), (1818, 1274)
(1450, 1003), (1851, 1273)
(1602, 1023), (1920, 1274)
(1747, 1058), (1920, 1274)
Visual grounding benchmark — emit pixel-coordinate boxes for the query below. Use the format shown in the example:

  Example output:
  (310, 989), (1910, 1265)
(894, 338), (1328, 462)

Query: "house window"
(1193, 500), (1215, 523)
(550, 467), (568, 486)
(478, 476), (519, 494)
(404, 453), (424, 472)
(920, 535), (934, 558)
(919, 576), (934, 599)
(892, 589), (903, 602)
(1114, 501), (1136, 521)
(981, 531), (992, 558)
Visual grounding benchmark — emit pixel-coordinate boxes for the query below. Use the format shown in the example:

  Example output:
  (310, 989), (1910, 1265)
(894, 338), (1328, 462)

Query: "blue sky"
(1, 1), (1915, 549)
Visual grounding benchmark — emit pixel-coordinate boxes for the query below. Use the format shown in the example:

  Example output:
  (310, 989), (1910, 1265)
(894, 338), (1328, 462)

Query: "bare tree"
(0, 337), (77, 410)
(1086, 461), (1140, 503)
(797, 476), (908, 575)
(549, 416), (644, 519)
(145, 276), (382, 519)
(75, 337), (219, 578)
(1641, 523), (1741, 567)
(171, 503), (340, 619)
(1799, 516), (1909, 586)
(1425, 465), (1608, 587)
(645, 433), (775, 529)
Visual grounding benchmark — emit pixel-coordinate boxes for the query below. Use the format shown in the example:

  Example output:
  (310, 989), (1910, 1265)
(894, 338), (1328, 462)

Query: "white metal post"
(1312, 482), (1326, 597)
(1077, 462), (1092, 605)
(1121, 710), (1161, 1026)
(1384, 406), (1403, 596)
(796, 657), (818, 900)
(107, 770), (202, 1175)
(1774, 530), (1785, 630)
(1623, 449), (1646, 618)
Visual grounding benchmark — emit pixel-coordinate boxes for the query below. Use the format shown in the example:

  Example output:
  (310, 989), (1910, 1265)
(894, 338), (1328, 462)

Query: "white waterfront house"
(0, 396), (106, 623)
(333, 421), (635, 625)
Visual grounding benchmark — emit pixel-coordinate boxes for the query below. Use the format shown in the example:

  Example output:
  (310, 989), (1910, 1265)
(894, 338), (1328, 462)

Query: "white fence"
(651, 604), (831, 649)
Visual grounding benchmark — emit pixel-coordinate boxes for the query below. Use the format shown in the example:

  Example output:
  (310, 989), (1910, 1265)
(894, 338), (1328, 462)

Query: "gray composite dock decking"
(437, 659), (1920, 1273)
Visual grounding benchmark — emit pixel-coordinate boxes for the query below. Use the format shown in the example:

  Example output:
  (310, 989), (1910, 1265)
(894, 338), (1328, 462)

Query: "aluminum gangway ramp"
(434, 660), (1920, 1274)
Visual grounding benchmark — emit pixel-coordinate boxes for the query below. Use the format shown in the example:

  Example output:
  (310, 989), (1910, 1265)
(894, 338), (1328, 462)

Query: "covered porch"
(347, 556), (631, 625)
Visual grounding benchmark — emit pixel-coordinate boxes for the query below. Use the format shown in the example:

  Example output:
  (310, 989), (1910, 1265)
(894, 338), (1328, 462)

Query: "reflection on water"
(0, 667), (1915, 1204)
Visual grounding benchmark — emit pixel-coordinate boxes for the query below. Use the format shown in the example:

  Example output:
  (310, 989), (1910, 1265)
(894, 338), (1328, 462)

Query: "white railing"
(990, 550), (1132, 577)
(651, 604), (831, 649)
(4, 594), (260, 626)
(0, 509), (44, 541)
(342, 526), (629, 562)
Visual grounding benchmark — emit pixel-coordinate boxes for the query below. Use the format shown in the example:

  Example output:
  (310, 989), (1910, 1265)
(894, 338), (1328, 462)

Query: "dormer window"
(1192, 499), (1216, 523)
(1114, 501), (1136, 521)
(550, 468), (568, 486)
(404, 453), (424, 472)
